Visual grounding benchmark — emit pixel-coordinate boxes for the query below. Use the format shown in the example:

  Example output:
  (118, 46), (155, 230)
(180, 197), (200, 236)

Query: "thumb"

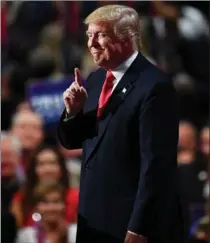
(80, 86), (88, 97)
(74, 68), (82, 87)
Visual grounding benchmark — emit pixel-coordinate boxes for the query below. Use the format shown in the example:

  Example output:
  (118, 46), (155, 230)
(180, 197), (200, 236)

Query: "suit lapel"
(102, 52), (149, 117)
(84, 69), (106, 113)
(85, 52), (149, 163)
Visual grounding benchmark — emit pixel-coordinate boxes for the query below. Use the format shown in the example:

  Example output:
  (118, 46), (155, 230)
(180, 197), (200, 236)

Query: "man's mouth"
(92, 51), (101, 55)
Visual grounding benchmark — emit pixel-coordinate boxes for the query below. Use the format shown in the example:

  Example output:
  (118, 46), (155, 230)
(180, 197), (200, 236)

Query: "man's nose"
(88, 37), (98, 48)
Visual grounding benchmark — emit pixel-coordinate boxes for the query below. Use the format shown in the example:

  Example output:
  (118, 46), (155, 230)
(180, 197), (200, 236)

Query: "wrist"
(65, 109), (75, 119)
(65, 108), (80, 118)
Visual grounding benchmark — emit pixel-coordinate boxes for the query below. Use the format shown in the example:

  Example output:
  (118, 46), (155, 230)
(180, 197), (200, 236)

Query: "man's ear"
(121, 37), (133, 50)
(122, 36), (132, 44)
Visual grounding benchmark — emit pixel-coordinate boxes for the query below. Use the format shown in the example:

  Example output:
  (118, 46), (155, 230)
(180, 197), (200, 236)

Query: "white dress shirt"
(111, 51), (138, 92)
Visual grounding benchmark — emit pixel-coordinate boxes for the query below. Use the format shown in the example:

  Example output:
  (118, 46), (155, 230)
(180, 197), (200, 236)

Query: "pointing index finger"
(74, 68), (82, 87)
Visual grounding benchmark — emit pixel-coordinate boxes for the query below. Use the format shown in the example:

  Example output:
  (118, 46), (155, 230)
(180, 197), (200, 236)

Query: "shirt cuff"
(63, 110), (75, 122)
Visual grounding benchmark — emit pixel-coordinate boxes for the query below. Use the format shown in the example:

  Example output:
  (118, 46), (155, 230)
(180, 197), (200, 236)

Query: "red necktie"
(97, 71), (115, 118)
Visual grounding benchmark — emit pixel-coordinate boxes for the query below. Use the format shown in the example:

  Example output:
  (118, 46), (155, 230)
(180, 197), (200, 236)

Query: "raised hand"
(63, 68), (88, 116)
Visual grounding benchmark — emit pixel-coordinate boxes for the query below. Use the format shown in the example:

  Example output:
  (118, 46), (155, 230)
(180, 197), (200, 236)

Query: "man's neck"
(111, 51), (137, 70)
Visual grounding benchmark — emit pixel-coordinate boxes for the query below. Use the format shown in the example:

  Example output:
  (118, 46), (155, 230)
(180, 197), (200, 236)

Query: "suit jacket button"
(85, 165), (89, 171)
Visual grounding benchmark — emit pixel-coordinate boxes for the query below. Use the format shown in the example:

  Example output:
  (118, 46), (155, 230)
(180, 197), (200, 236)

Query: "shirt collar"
(111, 51), (138, 81)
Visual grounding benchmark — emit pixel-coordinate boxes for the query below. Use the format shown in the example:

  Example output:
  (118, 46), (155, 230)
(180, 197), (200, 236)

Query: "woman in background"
(15, 180), (77, 243)
(199, 124), (210, 162)
(11, 144), (79, 228)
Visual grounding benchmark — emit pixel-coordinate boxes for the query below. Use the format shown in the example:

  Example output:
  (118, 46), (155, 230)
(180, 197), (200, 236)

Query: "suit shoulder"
(142, 61), (172, 84)
(136, 61), (175, 94)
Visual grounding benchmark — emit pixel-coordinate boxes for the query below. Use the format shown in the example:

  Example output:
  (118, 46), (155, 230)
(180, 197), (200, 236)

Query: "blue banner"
(27, 77), (74, 125)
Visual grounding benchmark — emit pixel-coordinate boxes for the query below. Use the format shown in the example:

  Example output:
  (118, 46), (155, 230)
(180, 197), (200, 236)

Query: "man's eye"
(98, 33), (107, 38)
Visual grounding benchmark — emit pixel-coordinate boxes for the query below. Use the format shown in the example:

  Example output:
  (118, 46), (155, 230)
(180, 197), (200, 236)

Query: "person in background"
(199, 124), (210, 162)
(1, 132), (22, 212)
(190, 207), (209, 243)
(178, 120), (198, 164)
(178, 121), (207, 201)
(11, 145), (79, 228)
(1, 132), (22, 243)
(10, 110), (44, 171)
(189, 172), (209, 243)
(15, 180), (77, 243)
(178, 120), (208, 173)
(178, 121), (208, 237)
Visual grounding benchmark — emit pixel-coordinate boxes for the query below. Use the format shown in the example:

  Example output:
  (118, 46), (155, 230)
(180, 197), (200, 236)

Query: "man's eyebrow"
(86, 31), (108, 36)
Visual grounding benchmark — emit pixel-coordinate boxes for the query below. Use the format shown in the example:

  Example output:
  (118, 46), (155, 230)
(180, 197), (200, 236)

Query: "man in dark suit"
(58, 4), (185, 243)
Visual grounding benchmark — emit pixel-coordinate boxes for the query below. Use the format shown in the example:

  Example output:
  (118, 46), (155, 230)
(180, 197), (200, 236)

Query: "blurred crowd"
(1, 1), (209, 243)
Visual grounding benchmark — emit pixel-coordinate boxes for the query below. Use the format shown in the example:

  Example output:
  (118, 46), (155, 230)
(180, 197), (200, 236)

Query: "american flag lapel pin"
(122, 87), (127, 93)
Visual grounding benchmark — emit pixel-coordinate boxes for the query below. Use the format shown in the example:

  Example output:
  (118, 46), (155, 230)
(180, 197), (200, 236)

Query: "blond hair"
(33, 180), (65, 204)
(84, 4), (142, 51)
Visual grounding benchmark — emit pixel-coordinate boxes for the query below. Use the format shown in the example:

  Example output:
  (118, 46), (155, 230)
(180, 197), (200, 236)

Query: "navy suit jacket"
(58, 52), (186, 243)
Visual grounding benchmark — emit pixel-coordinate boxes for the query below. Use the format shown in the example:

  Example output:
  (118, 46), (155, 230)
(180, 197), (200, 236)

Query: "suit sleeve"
(127, 80), (179, 236)
(57, 72), (96, 150)
(57, 110), (87, 149)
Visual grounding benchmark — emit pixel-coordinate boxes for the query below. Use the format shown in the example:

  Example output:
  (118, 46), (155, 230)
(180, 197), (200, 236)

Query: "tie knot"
(106, 71), (115, 82)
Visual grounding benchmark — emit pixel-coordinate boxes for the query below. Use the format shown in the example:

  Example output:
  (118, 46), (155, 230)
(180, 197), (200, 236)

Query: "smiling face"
(35, 149), (62, 183)
(86, 22), (133, 70)
(11, 112), (43, 151)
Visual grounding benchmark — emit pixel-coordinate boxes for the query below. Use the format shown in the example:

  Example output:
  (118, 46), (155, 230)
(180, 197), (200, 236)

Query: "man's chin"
(93, 58), (101, 64)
